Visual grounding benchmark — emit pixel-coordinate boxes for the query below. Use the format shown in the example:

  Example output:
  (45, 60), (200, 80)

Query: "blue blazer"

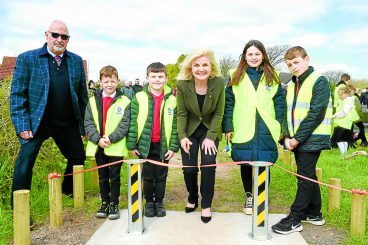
(10, 43), (88, 144)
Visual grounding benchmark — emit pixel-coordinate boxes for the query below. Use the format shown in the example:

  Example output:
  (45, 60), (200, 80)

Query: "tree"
(166, 54), (186, 89)
(219, 55), (238, 78)
(322, 70), (346, 84)
(266, 44), (290, 69)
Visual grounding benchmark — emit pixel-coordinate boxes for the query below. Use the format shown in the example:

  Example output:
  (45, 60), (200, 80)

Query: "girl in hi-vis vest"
(222, 40), (286, 215)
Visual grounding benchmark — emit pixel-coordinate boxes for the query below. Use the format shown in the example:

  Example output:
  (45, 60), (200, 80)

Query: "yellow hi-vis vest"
(286, 71), (332, 137)
(333, 97), (359, 130)
(86, 95), (130, 157)
(231, 70), (281, 144)
(135, 86), (176, 148)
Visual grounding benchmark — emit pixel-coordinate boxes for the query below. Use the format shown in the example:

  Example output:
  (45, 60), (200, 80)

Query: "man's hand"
(19, 130), (33, 140)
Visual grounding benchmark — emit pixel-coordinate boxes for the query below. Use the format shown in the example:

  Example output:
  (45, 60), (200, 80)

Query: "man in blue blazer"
(10, 20), (88, 204)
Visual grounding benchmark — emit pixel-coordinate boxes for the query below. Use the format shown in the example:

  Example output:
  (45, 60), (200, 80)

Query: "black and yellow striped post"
(127, 159), (145, 234)
(250, 161), (272, 240)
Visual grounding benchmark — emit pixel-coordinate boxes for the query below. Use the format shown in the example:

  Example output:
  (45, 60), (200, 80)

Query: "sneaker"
(95, 201), (109, 218)
(272, 216), (303, 235)
(244, 192), (252, 215)
(108, 202), (120, 220)
(144, 202), (155, 217)
(155, 202), (166, 217)
(302, 214), (325, 226)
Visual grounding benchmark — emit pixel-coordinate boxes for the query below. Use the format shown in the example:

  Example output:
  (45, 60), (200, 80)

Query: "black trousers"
(353, 121), (368, 143)
(290, 151), (322, 219)
(180, 127), (219, 209)
(12, 123), (85, 206)
(95, 148), (123, 204)
(142, 142), (168, 203)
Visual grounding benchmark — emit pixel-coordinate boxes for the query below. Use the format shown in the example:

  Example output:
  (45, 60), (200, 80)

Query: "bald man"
(10, 20), (88, 205)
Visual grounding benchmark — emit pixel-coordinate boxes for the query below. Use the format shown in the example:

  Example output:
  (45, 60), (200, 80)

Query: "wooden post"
(328, 178), (341, 213)
(290, 154), (297, 173)
(283, 150), (291, 165)
(316, 168), (322, 182)
(13, 190), (30, 245)
(277, 145), (284, 161)
(350, 193), (366, 236)
(89, 157), (99, 190)
(48, 176), (63, 227)
(73, 165), (84, 208)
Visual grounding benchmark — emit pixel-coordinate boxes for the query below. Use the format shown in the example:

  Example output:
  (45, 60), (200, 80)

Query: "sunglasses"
(48, 32), (70, 40)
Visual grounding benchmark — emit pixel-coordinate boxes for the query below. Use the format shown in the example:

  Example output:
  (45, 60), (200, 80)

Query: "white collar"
(102, 91), (116, 98)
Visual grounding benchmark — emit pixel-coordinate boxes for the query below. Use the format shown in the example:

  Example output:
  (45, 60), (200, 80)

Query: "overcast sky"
(1, 0), (368, 81)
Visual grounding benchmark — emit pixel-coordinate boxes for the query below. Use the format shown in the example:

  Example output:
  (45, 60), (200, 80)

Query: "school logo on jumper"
(168, 108), (173, 116)
(116, 106), (123, 115)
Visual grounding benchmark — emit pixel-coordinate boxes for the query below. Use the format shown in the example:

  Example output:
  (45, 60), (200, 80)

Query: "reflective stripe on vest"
(135, 85), (176, 148)
(286, 71), (332, 137)
(86, 95), (130, 157)
(231, 70), (281, 144)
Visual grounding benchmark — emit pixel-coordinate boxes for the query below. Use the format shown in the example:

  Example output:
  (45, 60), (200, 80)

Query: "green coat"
(127, 85), (179, 159)
(176, 77), (225, 141)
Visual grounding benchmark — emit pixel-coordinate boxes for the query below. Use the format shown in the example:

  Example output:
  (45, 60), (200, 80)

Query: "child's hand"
(103, 135), (111, 146)
(98, 137), (109, 148)
(131, 149), (140, 157)
(225, 132), (233, 141)
(165, 150), (175, 160)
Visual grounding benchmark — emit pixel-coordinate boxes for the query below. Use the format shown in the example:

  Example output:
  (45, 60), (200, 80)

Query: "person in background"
(84, 65), (130, 220)
(127, 62), (179, 218)
(132, 78), (143, 93)
(10, 20), (88, 215)
(272, 46), (332, 235)
(120, 80), (134, 99)
(222, 40), (286, 215)
(176, 49), (225, 223)
(347, 85), (367, 147)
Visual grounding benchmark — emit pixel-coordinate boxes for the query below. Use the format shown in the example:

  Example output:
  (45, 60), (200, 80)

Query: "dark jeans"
(290, 151), (322, 219)
(95, 148), (123, 204)
(11, 123), (85, 206)
(353, 121), (368, 143)
(142, 142), (168, 203)
(180, 127), (219, 209)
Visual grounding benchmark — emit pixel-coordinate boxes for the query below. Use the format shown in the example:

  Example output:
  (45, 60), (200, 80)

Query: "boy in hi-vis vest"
(272, 46), (332, 235)
(84, 65), (130, 220)
(127, 62), (179, 218)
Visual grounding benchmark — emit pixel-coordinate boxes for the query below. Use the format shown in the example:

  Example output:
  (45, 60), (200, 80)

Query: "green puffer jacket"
(126, 85), (179, 159)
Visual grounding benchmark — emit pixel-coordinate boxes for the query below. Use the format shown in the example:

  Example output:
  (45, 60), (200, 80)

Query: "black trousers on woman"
(180, 126), (219, 209)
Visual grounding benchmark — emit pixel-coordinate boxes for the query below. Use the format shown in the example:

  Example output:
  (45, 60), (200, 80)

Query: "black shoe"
(272, 216), (303, 235)
(185, 202), (198, 213)
(301, 214), (325, 226)
(201, 215), (212, 223)
(95, 201), (109, 218)
(108, 202), (120, 220)
(155, 202), (166, 217)
(144, 202), (155, 217)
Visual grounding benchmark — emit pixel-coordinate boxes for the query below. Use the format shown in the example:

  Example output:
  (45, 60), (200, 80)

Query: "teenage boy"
(272, 46), (332, 234)
(84, 65), (130, 220)
(127, 62), (179, 217)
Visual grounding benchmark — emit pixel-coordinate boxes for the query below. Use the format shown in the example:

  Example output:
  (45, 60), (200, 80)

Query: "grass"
(0, 137), (367, 244)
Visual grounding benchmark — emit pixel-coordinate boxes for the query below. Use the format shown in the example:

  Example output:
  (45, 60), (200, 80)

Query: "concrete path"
(87, 210), (307, 245)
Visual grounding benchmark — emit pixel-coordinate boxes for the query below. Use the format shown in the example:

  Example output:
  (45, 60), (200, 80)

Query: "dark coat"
(222, 67), (286, 163)
(284, 66), (331, 152)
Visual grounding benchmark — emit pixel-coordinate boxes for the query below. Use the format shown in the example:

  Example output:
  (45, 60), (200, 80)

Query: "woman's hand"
(201, 138), (217, 155)
(180, 138), (192, 153)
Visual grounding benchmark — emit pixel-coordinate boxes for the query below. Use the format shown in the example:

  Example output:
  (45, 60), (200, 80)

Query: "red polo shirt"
(151, 92), (164, 142)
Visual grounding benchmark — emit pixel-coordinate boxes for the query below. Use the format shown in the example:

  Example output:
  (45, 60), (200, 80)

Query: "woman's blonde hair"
(177, 49), (222, 80)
